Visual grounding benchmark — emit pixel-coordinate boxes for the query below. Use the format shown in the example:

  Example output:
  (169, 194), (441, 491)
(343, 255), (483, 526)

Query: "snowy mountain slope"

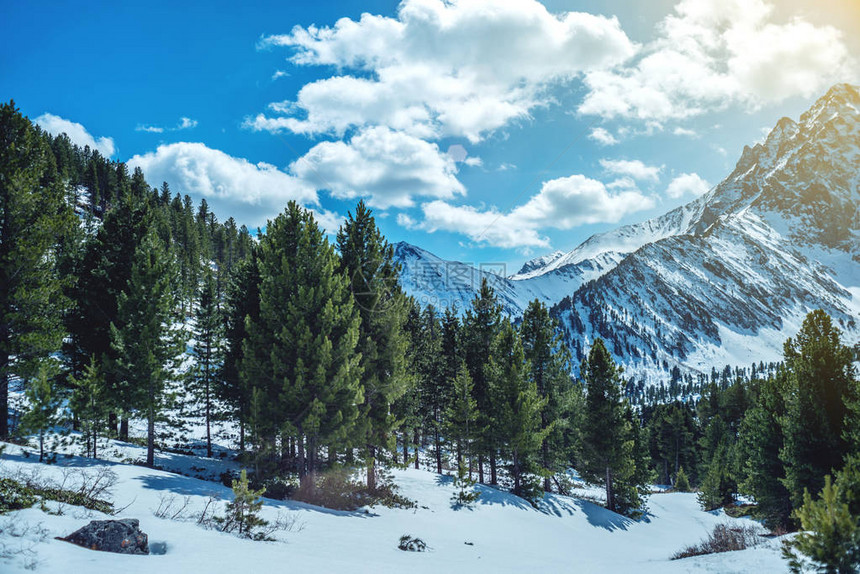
(0, 441), (789, 573)
(553, 83), (860, 380)
(394, 84), (859, 381)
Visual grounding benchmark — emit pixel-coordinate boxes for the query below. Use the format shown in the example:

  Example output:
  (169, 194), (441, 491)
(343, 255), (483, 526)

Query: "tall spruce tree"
(489, 319), (546, 500)
(242, 202), (362, 494)
(579, 338), (638, 514)
(462, 278), (502, 484)
(220, 254), (260, 454)
(110, 227), (183, 467)
(781, 310), (859, 508)
(738, 369), (793, 529)
(445, 360), (477, 476)
(0, 102), (72, 438)
(192, 267), (223, 458)
(337, 201), (409, 489)
(521, 299), (574, 492)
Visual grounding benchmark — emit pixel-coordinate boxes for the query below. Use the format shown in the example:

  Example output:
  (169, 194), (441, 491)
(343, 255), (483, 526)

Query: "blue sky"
(3, 0), (858, 272)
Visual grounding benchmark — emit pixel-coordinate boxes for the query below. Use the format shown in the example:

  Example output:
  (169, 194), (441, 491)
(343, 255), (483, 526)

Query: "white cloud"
(589, 127), (619, 146)
(136, 116), (198, 133)
(253, 0), (635, 142)
(291, 126), (465, 209)
(412, 174), (655, 249)
(35, 113), (115, 156)
(579, 0), (856, 121)
(128, 142), (317, 227)
(672, 126), (698, 137)
(666, 172), (710, 198)
(599, 158), (662, 182)
(464, 157), (483, 168)
(271, 70), (290, 81)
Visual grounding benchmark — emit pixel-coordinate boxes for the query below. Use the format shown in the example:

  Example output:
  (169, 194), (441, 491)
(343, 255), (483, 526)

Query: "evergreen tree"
(242, 202), (362, 494)
(783, 457), (860, 574)
(737, 369), (793, 529)
(110, 228), (183, 467)
(19, 362), (62, 462)
(337, 201), (409, 489)
(521, 299), (574, 492)
(215, 469), (269, 540)
(69, 357), (107, 459)
(489, 319), (546, 501)
(781, 310), (858, 508)
(0, 101), (72, 438)
(445, 361), (477, 477)
(579, 338), (641, 514)
(220, 254), (260, 453)
(461, 278), (502, 484)
(191, 268), (223, 458)
(675, 466), (691, 492)
(415, 305), (447, 474)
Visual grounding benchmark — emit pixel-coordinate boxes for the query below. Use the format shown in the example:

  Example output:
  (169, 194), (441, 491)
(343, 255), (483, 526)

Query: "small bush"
(782, 461), (860, 574)
(398, 535), (426, 552)
(674, 467), (691, 493)
(451, 464), (480, 508)
(213, 470), (270, 540)
(672, 523), (764, 559)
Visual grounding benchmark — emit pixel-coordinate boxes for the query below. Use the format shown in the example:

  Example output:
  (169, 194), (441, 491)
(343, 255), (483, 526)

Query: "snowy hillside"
(395, 84), (860, 381)
(0, 440), (789, 573)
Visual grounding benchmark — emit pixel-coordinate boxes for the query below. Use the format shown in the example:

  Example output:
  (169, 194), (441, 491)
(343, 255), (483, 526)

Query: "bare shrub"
(672, 523), (765, 559)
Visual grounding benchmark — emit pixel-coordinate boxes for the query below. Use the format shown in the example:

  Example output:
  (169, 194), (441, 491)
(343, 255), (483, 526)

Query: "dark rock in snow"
(62, 518), (149, 555)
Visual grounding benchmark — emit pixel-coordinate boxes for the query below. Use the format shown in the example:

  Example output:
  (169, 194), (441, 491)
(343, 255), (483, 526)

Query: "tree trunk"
(146, 407), (155, 467)
(413, 428), (420, 469)
(605, 466), (614, 513)
(239, 419), (245, 454)
(367, 445), (376, 491)
(205, 383), (212, 458)
(434, 422), (442, 474)
(120, 417), (129, 441)
(108, 412), (117, 437)
(490, 452), (497, 485)
(39, 430), (45, 463)
(306, 436), (317, 498)
(0, 355), (8, 439)
(512, 451), (520, 495)
(478, 454), (484, 484)
(542, 438), (551, 493)
(298, 434), (307, 487)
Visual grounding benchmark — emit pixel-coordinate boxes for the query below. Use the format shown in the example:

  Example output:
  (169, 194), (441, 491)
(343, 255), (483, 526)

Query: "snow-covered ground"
(0, 440), (790, 573)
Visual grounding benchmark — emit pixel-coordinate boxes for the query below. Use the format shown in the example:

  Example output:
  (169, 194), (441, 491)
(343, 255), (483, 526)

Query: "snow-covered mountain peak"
(515, 250), (565, 276)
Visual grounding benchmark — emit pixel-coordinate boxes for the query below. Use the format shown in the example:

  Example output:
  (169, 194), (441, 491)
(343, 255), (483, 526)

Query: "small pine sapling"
(451, 462), (480, 508)
(215, 470), (270, 540)
(19, 363), (62, 463)
(675, 467), (691, 493)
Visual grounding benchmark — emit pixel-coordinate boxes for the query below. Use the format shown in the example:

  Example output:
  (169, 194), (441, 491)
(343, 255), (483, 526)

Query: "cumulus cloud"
(128, 142), (317, 227)
(589, 127), (619, 146)
(579, 0), (855, 121)
(666, 172), (710, 198)
(599, 158), (662, 182)
(291, 126), (465, 209)
(252, 0), (635, 142)
(136, 116), (198, 133)
(412, 174), (655, 249)
(35, 113), (115, 156)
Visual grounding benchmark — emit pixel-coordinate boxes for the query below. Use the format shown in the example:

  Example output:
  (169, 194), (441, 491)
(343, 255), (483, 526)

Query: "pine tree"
(110, 228), (183, 467)
(579, 338), (639, 514)
(489, 319), (546, 501)
(783, 457), (860, 574)
(69, 357), (107, 459)
(521, 299), (574, 492)
(19, 362), (62, 462)
(675, 466), (691, 492)
(337, 201), (409, 489)
(415, 305), (447, 474)
(737, 369), (793, 529)
(242, 202), (362, 494)
(215, 469), (269, 540)
(220, 254), (260, 453)
(0, 101), (73, 439)
(191, 268), (223, 458)
(445, 361), (477, 477)
(781, 310), (858, 508)
(461, 278), (502, 484)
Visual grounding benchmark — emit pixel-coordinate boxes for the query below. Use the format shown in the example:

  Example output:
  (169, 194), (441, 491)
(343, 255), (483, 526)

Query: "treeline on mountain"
(3, 100), (860, 568)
